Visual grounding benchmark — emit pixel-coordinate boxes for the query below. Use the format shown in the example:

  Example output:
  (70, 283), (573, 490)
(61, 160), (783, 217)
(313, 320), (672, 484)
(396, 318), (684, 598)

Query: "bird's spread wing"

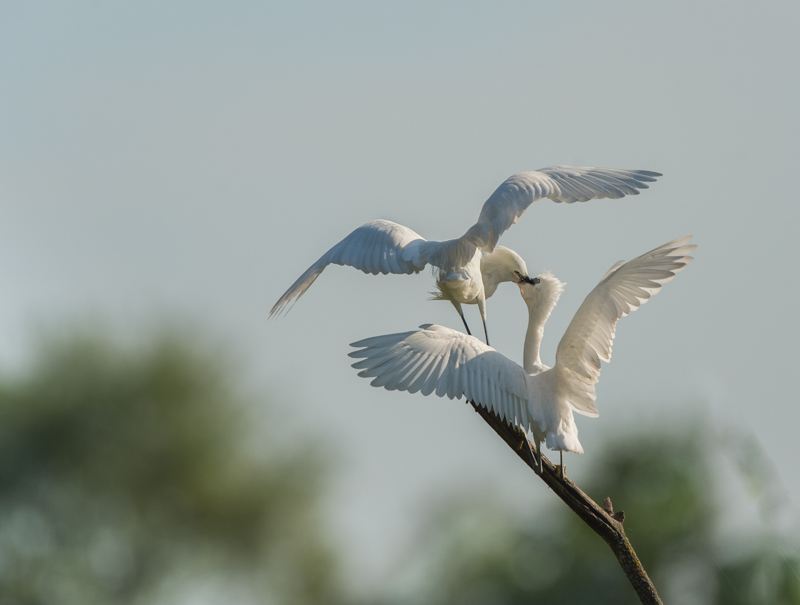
(464, 166), (662, 252)
(349, 324), (531, 428)
(270, 219), (427, 317)
(554, 236), (695, 416)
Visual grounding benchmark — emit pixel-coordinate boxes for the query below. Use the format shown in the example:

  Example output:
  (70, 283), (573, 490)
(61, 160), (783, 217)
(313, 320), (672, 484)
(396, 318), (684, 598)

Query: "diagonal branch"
(469, 401), (663, 605)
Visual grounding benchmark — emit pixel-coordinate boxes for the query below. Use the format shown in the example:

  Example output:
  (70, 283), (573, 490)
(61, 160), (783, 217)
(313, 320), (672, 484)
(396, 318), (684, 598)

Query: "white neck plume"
(521, 272), (564, 374)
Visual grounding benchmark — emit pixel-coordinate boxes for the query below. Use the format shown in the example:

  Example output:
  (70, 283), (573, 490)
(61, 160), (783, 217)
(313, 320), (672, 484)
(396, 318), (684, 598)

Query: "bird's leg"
(537, 441), (543, 475)
(559, 451), (566, 480)
(459, 312), (472, 336)
(525, 439), (541, 476)
(477, 294), (490, 346)
(461, 315), (472, 337)
(533, 440), (544, 475)
(453, 302), (472, 336)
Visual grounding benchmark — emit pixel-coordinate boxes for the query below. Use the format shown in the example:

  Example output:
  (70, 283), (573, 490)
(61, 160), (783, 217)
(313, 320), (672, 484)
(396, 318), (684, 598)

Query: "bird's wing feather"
(463, 166), (662, 251)
(554, 236), (695, 416)
(269, 219), (427, 317)
(350, 324), (531, 427)
(405, 237), (479, 275)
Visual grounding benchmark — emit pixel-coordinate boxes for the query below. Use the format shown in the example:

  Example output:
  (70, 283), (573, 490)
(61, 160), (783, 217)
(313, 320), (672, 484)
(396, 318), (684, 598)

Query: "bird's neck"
(523, 301), (548, 374)
(480, 259), (507, 300)
(482, 273), (501, 300)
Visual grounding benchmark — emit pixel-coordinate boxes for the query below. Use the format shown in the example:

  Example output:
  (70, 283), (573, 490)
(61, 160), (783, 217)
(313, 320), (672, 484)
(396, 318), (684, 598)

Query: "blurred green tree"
(396, 430), (800, 605)
(0, 329), (343, 605)
(1, 328), (797, 604)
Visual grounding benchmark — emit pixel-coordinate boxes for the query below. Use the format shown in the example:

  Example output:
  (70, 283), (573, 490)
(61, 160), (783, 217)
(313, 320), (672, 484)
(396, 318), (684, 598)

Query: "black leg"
(459, 311), (472, 336)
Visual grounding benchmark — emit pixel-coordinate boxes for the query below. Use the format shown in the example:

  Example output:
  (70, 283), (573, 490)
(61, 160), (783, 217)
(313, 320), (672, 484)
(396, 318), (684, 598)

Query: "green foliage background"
(0, 328), (796, 604)
(0, 331), (341, 605)
(397, 434), (799, 605)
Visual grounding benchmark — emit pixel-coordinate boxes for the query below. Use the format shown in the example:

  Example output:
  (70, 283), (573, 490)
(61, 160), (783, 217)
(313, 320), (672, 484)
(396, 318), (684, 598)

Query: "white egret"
(348, 236), (695, 476)
(270, 166), (661, 344)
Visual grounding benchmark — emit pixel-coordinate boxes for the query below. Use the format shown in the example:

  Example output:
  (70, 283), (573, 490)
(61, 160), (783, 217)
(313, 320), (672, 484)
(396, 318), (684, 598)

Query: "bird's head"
(481, 246), (537, 296)
(518, 270), (565, 315)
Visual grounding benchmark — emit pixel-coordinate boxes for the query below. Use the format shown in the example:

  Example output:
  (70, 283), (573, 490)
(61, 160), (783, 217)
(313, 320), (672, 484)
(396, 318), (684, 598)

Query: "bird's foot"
(529, 442), (542, 476)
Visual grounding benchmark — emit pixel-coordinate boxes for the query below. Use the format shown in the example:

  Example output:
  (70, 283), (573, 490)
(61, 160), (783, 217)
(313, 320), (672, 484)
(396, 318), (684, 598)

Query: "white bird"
(270, 166), (661, 345)
(348, 236), (695, 476)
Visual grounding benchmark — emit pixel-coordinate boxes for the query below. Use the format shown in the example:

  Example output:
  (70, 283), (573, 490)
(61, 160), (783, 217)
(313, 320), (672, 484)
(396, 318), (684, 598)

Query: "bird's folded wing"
(553, 236), (695, 416)
(463, 166), (662, 252)
(270, 219), (427, 317)
(349, 324), (532, 428)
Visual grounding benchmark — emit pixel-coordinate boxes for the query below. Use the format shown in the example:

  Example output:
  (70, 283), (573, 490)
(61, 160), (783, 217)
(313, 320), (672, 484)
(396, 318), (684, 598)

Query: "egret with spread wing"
(271, 166), (661, 344)
(349, 237), (695, 476)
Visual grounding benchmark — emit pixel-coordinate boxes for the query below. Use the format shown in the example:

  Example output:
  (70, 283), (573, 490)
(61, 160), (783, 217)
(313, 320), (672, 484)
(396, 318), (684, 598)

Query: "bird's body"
(434, 246), (484, 309)
(349, 236), (695, 460)
(430, 246), (528, 342)
(271, 166), (662, 343)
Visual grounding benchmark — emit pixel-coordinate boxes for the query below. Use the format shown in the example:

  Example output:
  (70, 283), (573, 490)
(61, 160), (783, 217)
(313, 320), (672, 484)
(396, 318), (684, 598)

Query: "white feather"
(350, 237), (695, 455)
(272, 166), (661, 344)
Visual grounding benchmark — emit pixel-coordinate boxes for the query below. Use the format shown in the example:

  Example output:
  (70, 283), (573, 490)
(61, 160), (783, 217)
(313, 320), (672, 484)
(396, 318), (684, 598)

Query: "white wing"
(464, 166), (662, 252)
(554, 236), (696, 416)
(349, 324), (532, 428)
(270, 219), (427, 317)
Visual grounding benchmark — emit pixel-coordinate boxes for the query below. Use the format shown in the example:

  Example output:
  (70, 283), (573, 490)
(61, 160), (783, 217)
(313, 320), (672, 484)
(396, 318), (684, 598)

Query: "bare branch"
(470, 401), (663, 605)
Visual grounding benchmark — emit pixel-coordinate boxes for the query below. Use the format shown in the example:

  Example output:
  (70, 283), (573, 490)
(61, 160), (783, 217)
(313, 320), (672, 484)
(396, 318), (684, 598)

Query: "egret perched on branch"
(348, 236), (695, 477)
(270, 166), (661, 344)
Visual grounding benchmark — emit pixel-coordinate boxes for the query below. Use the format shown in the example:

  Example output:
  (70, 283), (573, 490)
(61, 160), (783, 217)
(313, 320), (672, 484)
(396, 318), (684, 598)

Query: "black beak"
(520, 275), (540, 285)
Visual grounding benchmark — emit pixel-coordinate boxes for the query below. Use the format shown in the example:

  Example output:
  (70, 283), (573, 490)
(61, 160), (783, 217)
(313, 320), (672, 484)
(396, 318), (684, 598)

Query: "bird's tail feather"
(546, 428), (584, 454)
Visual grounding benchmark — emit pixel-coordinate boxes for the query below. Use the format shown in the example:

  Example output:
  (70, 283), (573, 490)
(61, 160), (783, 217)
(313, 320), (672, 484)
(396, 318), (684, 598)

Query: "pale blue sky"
(2, 0), (799, 589)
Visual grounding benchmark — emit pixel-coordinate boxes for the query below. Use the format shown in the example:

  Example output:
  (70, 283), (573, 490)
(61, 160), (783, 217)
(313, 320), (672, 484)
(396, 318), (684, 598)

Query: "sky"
(2, 0), (799, 591)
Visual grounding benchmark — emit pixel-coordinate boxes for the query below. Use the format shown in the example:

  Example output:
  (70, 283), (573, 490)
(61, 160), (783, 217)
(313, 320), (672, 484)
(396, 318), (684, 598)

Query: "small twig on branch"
(469, 401), (663, 605)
